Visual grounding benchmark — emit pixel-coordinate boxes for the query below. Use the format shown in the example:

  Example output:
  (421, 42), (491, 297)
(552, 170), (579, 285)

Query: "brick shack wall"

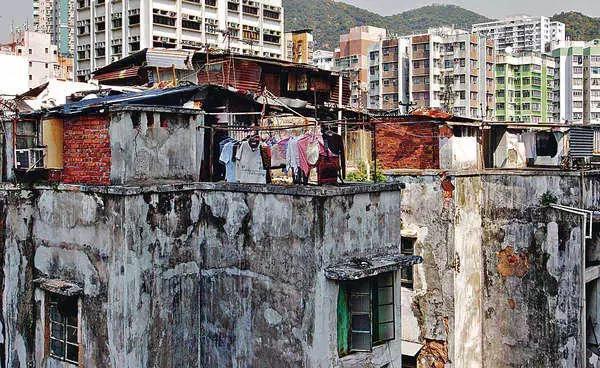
(49, 115), (111, 185)
(375, 121), (440, 170)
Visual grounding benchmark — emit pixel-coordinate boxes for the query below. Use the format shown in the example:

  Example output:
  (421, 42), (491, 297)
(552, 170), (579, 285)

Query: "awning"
(34, 278), (82, 296)
(402, 340), (424, 357)
(324, 253), (423, 281)
(94, 66), (141, 82)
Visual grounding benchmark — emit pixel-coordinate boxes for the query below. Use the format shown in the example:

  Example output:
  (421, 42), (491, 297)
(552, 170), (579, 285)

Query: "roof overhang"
(324, 253), (423, 281)
(402, 340), (424, 357)
(34, 278), (82, 296)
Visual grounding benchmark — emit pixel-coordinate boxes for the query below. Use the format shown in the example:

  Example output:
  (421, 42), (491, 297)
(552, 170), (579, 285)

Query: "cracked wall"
(391, 172), (594, 368)
(0, 184), (403, 368)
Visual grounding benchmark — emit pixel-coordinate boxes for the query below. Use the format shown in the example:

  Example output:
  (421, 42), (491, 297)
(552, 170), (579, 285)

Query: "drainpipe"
(549, 202), (593, 368)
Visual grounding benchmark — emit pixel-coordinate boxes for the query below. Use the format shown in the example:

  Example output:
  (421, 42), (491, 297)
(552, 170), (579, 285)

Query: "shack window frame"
(401, 237), (416, 289)
(339, 272), (396, 355)
(535, 132), (558, 157)
(47, 293), (79, 365)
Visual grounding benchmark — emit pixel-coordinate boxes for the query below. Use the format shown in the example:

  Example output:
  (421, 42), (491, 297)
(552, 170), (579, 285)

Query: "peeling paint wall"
(109, 110), (204, 185)
(390, 171), (594, 368)
(0, 183), (403, 368)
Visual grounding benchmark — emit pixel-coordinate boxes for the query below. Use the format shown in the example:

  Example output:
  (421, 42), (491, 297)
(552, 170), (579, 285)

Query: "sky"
(0, 0), (34, 42)
(1, 0), (599, 42)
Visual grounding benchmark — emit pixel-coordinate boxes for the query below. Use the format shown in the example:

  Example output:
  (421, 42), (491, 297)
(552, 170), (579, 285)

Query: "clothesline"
(197, 123), (318, 132)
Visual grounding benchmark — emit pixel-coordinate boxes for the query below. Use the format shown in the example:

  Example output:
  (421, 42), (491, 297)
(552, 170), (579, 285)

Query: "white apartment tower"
(368, 28), (495, 119)
(367, 37), (411, 111)
(472, 16), (565, 53)
(75, 0), (284, 81)
(553, 40), (600, 124)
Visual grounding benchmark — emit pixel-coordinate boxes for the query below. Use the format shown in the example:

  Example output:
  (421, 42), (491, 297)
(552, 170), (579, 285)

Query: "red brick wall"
(375, 121), (440, 170)
(56, 116), (111, 185)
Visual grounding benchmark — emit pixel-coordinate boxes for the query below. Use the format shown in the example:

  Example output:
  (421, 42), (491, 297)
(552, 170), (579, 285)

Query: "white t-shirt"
(235, 141), (266, 184)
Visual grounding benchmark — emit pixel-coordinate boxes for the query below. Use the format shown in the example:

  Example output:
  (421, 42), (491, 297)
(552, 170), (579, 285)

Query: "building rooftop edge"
(384, 169), (600, 177)
(0, 181), (405, 197)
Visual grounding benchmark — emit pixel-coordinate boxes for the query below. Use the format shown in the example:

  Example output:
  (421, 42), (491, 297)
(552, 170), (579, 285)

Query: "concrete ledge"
(0, 181), (405, 197)
(384, 168), (588, 177)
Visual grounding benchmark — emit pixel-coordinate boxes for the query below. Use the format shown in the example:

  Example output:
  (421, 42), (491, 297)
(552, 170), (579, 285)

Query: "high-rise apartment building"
(74, 0), (284, 81)
(472, 16), (565, 53)
(366, 27), (495, 118)
(284, 29), (313, 64)
(334, 26), (387, 108)
(495, 52), (557, 123)
(553, 40), (600, 124)
(367, 37), (410, 111)
(33, 0), (75, 56)
(411, 28), (495, 119)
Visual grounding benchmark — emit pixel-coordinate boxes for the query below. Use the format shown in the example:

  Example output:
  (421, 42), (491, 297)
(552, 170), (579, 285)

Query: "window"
(47, 294), (79, 364)
(536, 132), (558, 157)
(401, 238), (415, 288)
(337, 273), (395, 355)
(45, 47), (48, 53)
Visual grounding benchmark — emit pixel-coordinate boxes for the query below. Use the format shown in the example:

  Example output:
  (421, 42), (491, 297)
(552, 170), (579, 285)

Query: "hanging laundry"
(271, 137), (289, 168)
(317, 149), (341, 185)
(260, 145), (272, 183)
(297, 134), (324, 177)
(219, 140), (237, 183)
(322, 131), (346, 178)
(235, 141), (267, 184)
(286, 136), (300, 174)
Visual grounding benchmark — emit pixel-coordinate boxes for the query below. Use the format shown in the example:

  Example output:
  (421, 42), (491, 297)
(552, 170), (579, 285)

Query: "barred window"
(48, 294), (79, 364)
(337, 272), (395, 355)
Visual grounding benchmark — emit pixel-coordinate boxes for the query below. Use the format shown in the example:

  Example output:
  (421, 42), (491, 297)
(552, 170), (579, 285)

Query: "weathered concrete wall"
(389, 171), (593, 368)
(109, 108), (204, 185)
(0, 182), (403, 368)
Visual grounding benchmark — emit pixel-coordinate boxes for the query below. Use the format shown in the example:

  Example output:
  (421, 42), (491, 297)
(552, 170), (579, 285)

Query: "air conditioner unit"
(14, 148), (44, 170)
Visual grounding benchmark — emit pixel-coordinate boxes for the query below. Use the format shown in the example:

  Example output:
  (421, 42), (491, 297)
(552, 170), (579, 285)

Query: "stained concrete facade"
(0, 182), (407, 368)
(390, 170), (600, 368)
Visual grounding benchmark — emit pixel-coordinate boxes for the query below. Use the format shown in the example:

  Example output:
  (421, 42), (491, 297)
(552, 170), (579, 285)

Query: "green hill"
(551, 12), (600, 42)
(283, 1), (492, 49)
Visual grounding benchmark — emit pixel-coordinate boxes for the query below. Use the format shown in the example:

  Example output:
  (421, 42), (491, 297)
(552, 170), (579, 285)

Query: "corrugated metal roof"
(146, 49), (194, 70)
(52, 85), (203, 116)
(197, 59), (261, 93)
(94, 66), (141, 82)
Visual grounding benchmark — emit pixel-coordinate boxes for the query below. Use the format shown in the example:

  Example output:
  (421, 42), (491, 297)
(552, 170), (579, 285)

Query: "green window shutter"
(337, 284), (350, 356)
(349, 279), (372, 352)
(373, 272), (395, 344)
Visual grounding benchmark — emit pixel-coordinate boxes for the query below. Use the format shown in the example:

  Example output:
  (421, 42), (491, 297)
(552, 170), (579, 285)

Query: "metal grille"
(570, 127), (594, 158)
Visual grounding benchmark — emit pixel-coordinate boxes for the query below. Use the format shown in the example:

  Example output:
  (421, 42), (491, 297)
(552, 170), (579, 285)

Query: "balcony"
(263, 6), (280, 20)
(412, 50), (429, 60)
(242, 1), (259, 16)
(412, 83), (430, 93)
(227, 1), (239, 12)
(412, 67), (428, 76)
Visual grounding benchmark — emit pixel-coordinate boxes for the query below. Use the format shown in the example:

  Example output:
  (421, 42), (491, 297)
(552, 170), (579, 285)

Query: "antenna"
(241, 39), (258, 54)
(219, 28), (232, 54)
